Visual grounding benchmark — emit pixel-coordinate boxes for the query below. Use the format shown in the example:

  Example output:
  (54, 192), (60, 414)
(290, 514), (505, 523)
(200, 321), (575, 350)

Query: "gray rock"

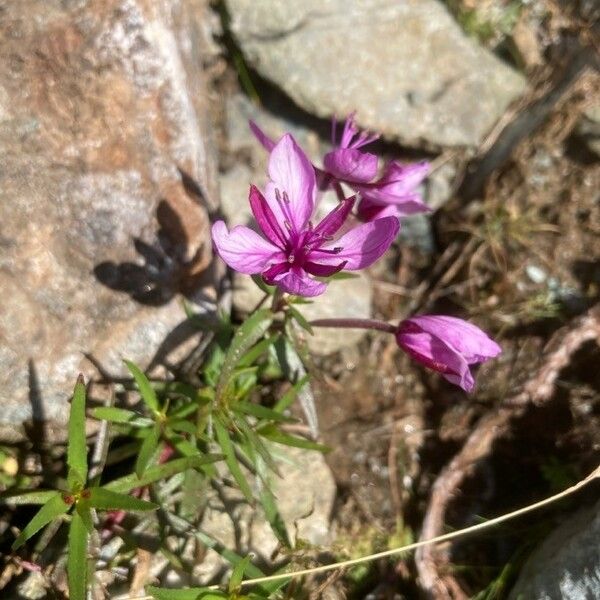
(225, 0), (526, 149)
(0, 0), (218, 441)
(509, 499), (600, 600)
(233, 271), (373, 356)
(195, 445), (336, 583)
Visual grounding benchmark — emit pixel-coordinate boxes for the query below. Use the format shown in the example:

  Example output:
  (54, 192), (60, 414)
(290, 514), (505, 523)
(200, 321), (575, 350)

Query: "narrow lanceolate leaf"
(125, 359), (159, 414)
(0, 490), (59, 506)
(76, 504), (94, 533)
(195, 530), (289, 596)
(275, 337), (318, 437)
(135, 423), (161, 478)
(214, 418), (253, 502)
(234, 401), (296, 423)
(11, 493), (70, 550)
(216, 309), (273, 400)
(229, 554), (252, 594)
(273, 375), (309, 414)
(67, 375), (88, 489)
(91, 406), (152, 427)
(68, 510), (88, 600)
(237, 334), (280, 368)
(147, 587), (228, 600)
(258, 425), (330, 453)
(259, 484), (291, 548)
(87, 487), (157, 511)
(103, 454), (223, 494)
(287, 305), (313, 334)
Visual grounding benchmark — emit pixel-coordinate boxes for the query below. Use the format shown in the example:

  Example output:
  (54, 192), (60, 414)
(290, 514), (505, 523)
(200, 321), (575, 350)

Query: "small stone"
(509, 499), (600, 600)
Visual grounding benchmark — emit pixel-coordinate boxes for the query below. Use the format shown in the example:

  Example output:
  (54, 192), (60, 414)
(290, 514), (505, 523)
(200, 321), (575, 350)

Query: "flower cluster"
(251, 114), (430, 221)
(212, 132), (399, 296)
(212, 114), (501, 391)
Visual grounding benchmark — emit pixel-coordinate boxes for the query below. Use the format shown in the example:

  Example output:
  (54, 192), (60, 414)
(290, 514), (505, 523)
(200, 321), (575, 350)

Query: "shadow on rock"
(94, 199), (212, 306)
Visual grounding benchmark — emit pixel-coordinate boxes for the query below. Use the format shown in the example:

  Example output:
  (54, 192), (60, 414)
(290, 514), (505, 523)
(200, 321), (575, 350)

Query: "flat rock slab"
(0, 0), (218, 441)
(226, 0), (526, 149)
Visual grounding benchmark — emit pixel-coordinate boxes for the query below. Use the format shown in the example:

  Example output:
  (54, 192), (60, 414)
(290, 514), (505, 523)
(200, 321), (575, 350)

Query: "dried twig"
(415, 306), (600, 599)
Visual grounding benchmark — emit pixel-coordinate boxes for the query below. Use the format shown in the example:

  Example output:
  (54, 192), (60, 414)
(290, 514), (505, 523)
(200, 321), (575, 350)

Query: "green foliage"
(4, 294), (327, 598)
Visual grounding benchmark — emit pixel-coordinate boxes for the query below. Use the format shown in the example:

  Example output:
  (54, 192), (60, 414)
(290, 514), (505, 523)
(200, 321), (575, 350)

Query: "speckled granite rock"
(0, 0), (219, 441)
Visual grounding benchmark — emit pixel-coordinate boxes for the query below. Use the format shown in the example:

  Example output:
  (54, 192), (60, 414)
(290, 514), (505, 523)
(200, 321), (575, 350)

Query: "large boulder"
(225, 0), (526, 149)
(0, 0), (219, 442)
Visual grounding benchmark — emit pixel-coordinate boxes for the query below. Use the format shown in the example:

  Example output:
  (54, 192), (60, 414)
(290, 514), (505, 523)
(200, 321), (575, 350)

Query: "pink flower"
(250, 115), (430, 219)
(212, 133), (399, 297)
(395, 315), (501, 392)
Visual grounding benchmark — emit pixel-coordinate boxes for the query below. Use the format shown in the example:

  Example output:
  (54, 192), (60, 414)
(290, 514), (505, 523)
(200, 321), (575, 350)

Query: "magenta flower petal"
(395, 315), (501, 392)
(323, 148), (379, 184)
(396, 329), (474, 392)
(381, 161), (430, 193)
(248, 185), (287, 248)
(303, 260), (346, 277)
(355, 161), (431, 217)
(267, 134), (316, 232)
(272, 267), (327, 297)
(406, 316), (502, 363)
(357, 195), (431, 220)
(262, 260), (290, 284)
(211, 221), (283, 275)
(312, 216), (399, 270)
(249, 120), (276, 152)
(355, 199), (400, 221)
(311, 197), (355, 240)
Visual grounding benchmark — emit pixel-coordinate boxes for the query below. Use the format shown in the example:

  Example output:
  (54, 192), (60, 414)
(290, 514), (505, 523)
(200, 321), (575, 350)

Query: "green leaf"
(273, 375), (309, 414)
(68, 510), (89, 600)
(195, 531), (289, 596)
(67, 375), (88, 489)
(125, 359), (159, 414)
(146, 587), (228, 600)
(91, 406), (153, 427)
(287, 305), (313, 334)
(326, 271), (359, 281)
(167, 419), (197, 436)
(252, 452), (290, 548)
(229, 554), (252, 594)
(216, 309), (273, 401)
(0, 490), (59, 506)
(103, 455), (222, 494)
(258, 425), (330, 453)
(250, 274), (275, 295)
(87, 487), (157, 511)
(136, 423), (161, 478)
(234, 401), (296, 423)
(214, 418), (253, 502)
(11, 492), (70, 550)
(238, 335), (280, 368)
(274, 337), (318, 436)
(235, 418), (280, 477)
(76, 504), (94, 533)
